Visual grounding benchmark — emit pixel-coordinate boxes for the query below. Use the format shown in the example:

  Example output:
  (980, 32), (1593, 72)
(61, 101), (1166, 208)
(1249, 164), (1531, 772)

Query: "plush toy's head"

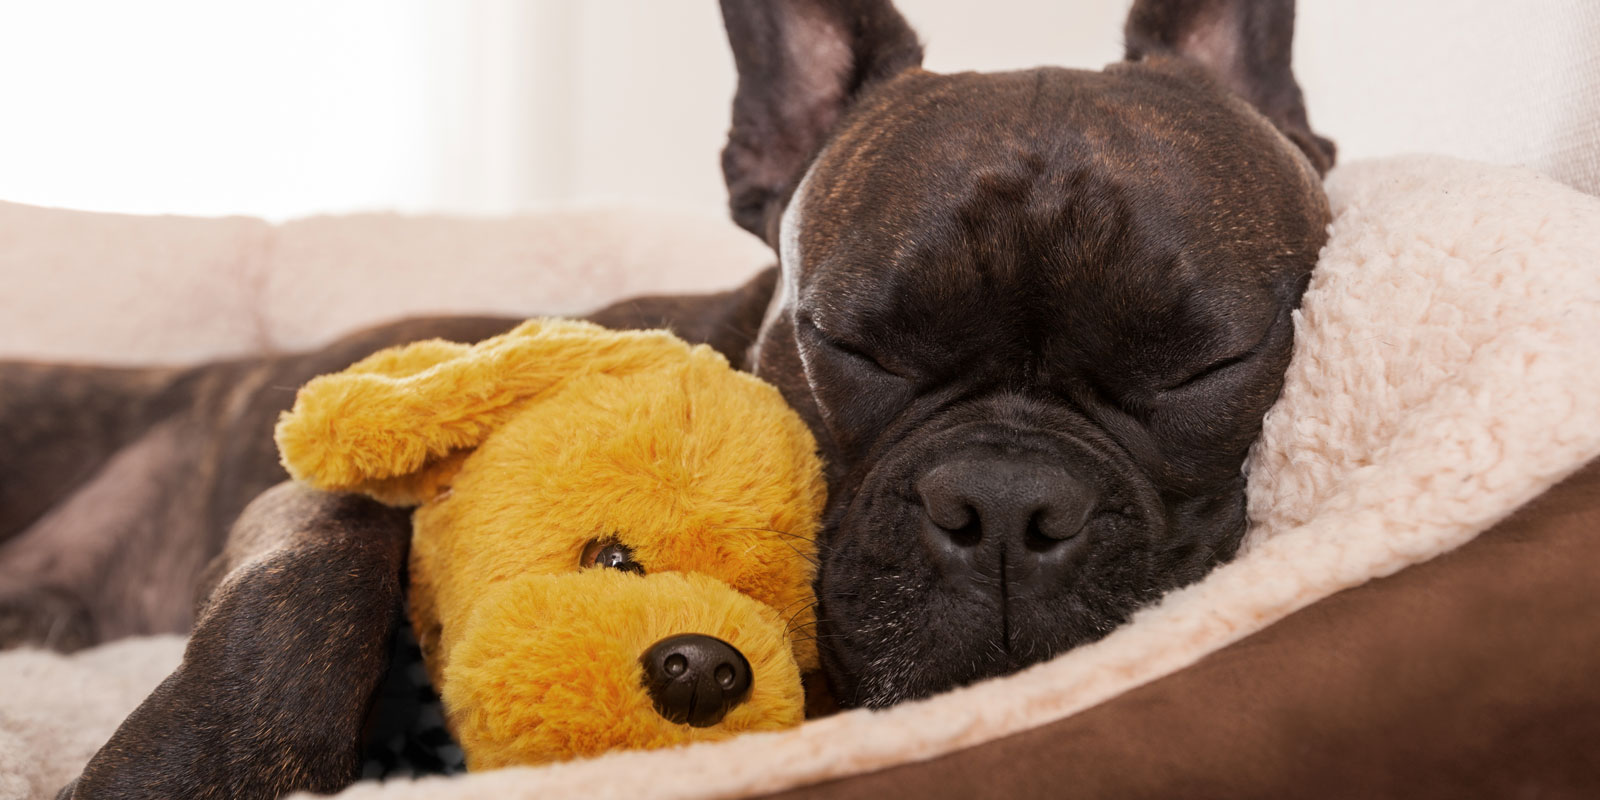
(275, 319), (825, 769)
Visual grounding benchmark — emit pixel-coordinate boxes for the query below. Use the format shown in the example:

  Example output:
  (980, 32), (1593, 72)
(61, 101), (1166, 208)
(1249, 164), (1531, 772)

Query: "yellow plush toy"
(273, 319), (825, 770)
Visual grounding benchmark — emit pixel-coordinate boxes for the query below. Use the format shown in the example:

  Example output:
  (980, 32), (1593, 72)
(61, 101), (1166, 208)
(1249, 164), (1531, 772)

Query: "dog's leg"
(0, 362), (197, 544)
(0, 414), (205, 649)
(0, 360), (273, 649)
(62, 482), (411, 800)
(0, 363), (218, 649)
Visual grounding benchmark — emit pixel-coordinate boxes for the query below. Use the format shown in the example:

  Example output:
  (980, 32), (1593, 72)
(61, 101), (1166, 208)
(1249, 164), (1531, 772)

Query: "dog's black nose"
(916, 458), (1098, 586)
(640, 633), (753, 727)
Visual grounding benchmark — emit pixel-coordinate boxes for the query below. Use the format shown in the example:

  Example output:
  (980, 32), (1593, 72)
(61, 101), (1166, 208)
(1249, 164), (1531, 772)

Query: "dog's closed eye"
(1162, 351), (1254, 393)
(796, 315), (904, 380)
(1160, 311), (1289, 394)
(829, 339), (898, 377)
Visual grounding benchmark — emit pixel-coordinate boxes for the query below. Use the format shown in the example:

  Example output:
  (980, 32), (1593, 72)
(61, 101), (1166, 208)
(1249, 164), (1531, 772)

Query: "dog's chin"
(813, 443), (1247, 709)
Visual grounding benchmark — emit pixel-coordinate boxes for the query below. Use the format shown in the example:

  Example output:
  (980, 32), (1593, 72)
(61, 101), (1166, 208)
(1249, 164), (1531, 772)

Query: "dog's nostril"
(1024, 511), (1055, 553)
(922, 492), (971, 530)
(1021, 503), (1094, 552)
(948, 512), (982, 548)
(922, 498), (984, 547)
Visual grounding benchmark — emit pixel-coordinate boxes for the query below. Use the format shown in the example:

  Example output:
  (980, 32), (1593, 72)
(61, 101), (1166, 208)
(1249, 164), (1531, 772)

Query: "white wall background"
(0, 1), (1595, 221)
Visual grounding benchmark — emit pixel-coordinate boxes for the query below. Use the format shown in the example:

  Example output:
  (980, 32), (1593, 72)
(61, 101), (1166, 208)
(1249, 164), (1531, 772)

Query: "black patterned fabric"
(359, 616), (466, 779)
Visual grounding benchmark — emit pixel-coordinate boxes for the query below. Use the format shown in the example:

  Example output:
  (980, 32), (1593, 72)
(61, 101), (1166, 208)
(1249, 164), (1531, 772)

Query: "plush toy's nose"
(640, 633), (753, 727)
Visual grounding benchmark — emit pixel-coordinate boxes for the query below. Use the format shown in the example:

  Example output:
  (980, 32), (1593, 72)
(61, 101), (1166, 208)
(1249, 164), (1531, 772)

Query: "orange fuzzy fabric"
(275, 319), (825, 768)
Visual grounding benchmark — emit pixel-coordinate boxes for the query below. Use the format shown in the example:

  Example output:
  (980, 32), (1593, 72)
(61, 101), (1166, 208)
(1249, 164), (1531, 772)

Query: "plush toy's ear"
(276, 319), (696, 505)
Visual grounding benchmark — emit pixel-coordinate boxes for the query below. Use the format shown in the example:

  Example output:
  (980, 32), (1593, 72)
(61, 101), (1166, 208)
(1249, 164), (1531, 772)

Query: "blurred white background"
(1, 0), (1595, 221)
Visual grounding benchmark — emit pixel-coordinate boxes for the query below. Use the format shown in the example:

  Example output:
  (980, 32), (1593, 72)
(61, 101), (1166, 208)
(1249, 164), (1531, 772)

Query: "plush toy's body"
(275, 319), (825, 769)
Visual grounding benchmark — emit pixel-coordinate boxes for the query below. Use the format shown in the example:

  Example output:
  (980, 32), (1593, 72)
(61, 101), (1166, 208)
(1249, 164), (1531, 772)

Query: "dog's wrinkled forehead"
(781, 65), (1329, 318)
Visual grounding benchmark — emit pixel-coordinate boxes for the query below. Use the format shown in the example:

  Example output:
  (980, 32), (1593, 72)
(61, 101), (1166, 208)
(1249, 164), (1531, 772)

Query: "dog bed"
(2, 153), (1597, 799)
(0, 204), (767, 365)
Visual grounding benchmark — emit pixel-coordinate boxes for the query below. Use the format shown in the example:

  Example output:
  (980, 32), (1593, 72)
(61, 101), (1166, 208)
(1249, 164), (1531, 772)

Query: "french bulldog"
(729, 0), (1331, 707)
(5, 0), (1333, 796)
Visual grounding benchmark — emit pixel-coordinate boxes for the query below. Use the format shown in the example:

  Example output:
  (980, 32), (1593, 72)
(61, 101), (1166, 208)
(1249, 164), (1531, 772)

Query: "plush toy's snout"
(447, 570), (806, 769)
(640, 633), (753, 727)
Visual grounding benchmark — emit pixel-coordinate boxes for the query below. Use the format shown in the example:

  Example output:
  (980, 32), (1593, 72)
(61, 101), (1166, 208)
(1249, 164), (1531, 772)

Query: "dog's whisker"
(709, 526), (826, 565)
(712, 525), (800, 539)
(766, 537), (819, 567)
(786, 634), (848, 648)
(710, 526), (841, 557)
(775, 593), (819, 618)
(781, 544), (820, 567)
(783, 601), (821, 633)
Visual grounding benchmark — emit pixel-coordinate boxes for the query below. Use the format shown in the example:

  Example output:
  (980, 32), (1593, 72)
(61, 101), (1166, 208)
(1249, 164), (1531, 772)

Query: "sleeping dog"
(0, 0), (1333, 796)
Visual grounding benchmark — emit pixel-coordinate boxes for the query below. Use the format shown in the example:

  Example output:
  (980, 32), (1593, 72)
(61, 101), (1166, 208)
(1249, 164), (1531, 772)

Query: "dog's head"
(720, 0), (1333, 707)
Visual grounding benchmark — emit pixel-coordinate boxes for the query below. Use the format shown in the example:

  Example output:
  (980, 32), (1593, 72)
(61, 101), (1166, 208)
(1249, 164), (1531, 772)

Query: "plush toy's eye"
(581, 537), (645, 575)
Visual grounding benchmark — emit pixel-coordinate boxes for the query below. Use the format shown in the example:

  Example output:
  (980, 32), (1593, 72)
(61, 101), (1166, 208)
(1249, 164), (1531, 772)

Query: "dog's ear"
(275, 320), (697, 505)
(720, 0), (923, 244)
(1124, 0), (1335, 174)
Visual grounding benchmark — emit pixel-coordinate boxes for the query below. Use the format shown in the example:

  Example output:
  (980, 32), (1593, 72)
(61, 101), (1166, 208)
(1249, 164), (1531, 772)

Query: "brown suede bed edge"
(763, 458), (1600, 800)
